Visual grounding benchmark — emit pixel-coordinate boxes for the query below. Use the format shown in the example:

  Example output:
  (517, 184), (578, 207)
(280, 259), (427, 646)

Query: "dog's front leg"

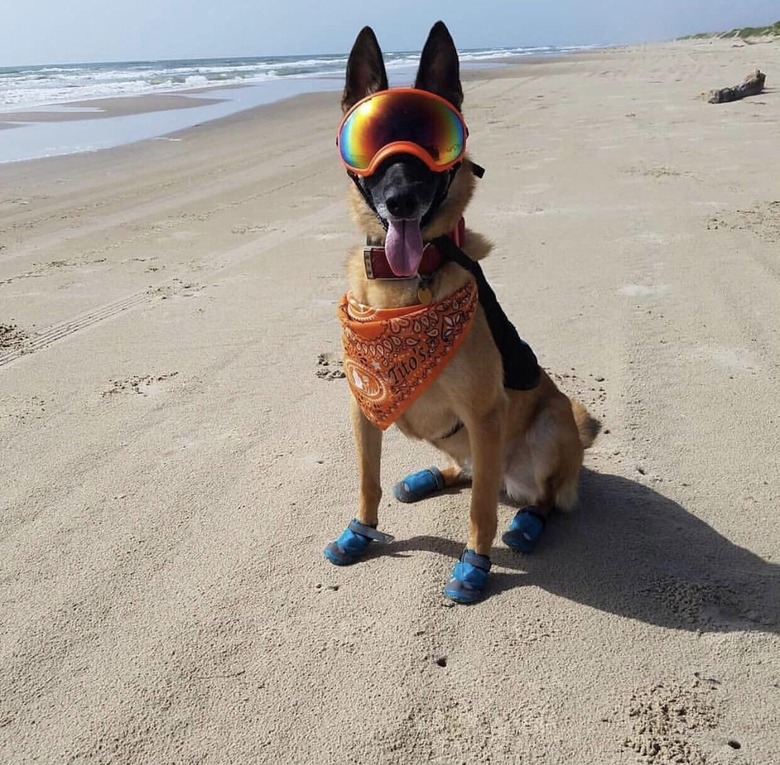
(323, 397), (391, 566)
(350, 396), (382, 526)
(465, 404), (505, 554)
(444, 402), (505, 603)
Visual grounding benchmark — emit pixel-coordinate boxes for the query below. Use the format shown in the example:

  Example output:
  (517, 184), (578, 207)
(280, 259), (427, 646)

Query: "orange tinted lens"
(338, 90), (466, 172)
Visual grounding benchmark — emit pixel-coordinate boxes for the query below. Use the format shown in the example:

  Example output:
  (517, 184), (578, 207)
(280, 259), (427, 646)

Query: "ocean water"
(0, 46), (591, 163)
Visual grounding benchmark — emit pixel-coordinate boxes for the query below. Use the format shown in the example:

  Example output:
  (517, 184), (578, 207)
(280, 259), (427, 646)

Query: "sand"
(0, 94), (229, 124)
(1, 38), (779, 765)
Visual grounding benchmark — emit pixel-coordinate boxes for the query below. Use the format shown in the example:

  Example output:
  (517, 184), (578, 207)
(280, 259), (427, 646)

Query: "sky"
(1, 0), (778, 66)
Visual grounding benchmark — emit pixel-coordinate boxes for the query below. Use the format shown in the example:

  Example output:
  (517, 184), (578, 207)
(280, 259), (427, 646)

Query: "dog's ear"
(415, 21), (463, 110)
(342, 26), (389, 113)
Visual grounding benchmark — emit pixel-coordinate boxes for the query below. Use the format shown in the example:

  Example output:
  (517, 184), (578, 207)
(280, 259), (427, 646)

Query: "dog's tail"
(571, 399), (600, 449)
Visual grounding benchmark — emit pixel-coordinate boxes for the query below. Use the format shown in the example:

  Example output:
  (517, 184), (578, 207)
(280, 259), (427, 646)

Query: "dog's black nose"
(385, 189), (418, 219)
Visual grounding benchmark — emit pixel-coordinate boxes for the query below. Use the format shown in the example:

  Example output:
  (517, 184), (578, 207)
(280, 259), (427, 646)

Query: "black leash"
(433, 234), (540, 391)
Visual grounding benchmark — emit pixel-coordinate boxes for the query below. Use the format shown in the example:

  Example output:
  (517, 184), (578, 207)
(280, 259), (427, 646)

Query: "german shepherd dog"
(325, 21), (598, 603)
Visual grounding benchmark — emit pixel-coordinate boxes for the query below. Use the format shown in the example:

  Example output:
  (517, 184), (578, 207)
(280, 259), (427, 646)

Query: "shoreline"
(0, 35), (766, 170)
(0, 76), (342, 164)
(0, 51), (600, 165)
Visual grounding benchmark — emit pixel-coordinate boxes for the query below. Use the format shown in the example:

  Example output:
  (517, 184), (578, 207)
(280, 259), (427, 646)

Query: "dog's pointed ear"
(342, 26), (389, 113)
(415, 21), (463, 110)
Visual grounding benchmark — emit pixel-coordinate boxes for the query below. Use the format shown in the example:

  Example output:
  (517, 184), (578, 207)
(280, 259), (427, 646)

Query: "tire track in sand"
(0, 289), (159, 367)
(0, 199), (343, 368)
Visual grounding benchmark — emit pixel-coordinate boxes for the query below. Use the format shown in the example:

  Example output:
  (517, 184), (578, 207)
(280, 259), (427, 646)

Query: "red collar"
(364, 218), (465, 280)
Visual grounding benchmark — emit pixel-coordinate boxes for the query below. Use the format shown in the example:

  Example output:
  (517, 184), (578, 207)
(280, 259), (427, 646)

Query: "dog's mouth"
(385, 218), (424, 277)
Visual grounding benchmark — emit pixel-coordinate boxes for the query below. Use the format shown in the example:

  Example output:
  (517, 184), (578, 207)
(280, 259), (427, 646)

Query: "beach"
(1, 37), (779, 765)
(0, 47), (581, 164)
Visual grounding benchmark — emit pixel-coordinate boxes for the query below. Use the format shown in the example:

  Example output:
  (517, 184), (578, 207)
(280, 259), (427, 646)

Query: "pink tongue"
(385, 219), (423, 277)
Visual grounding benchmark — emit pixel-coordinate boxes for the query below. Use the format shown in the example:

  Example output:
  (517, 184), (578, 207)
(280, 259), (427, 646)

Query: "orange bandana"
(338, 281), (478, 430)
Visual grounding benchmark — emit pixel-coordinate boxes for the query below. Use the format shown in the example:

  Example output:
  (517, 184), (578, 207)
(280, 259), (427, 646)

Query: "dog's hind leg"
(324, 399), (393, 566)
(503, 403), (584, 554)
(440, 463), (468, 486)
(502, 477), (556, 554)
(391, 462), (469, 503)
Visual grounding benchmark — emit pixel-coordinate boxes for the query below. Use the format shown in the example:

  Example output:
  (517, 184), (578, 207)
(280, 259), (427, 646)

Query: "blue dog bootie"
(502, 506), (546, 553)
(392, 466), (445, 503)
(323, 519), (394, 566)
(443, 549), (492, 604)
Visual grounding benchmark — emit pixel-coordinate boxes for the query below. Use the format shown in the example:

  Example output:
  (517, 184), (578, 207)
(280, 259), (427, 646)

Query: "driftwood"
(706, 69), (766, 103)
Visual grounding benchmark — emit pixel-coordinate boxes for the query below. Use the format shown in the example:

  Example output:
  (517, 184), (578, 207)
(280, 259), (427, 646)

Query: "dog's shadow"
(389, 468), (779, 633)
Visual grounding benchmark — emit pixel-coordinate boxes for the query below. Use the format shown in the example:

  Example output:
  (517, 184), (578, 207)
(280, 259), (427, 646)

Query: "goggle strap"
(470, 161), (486, 179)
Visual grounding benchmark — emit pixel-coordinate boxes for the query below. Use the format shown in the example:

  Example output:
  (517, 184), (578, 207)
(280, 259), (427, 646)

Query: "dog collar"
(364, 217), (465, 280)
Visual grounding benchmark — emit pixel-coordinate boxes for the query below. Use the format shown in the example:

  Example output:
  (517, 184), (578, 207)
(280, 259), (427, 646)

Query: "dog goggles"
(337, 88), (468, 177)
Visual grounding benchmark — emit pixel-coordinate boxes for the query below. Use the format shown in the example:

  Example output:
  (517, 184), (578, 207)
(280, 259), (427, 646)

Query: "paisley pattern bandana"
(338, 281), (478, 430)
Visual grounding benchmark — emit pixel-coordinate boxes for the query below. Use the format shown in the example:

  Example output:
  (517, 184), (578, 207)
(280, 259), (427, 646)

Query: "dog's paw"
(443, 549), (491, 604)
(392, 466), (445, 503)
(323, 519), (394, 565)
(502, 507), (546, 553)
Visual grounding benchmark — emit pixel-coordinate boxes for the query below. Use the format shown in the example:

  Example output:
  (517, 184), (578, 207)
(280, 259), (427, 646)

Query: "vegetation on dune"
(681, 21), (780, 40)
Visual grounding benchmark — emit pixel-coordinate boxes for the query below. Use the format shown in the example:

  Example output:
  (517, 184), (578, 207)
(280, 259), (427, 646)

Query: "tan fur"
(341, 22), (598, 556)
(571, 398), (601, 449)
(345, 156), (598, 555)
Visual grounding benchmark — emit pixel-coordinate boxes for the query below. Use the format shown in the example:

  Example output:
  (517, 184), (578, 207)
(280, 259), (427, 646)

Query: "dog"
(324, 21), (599, 603)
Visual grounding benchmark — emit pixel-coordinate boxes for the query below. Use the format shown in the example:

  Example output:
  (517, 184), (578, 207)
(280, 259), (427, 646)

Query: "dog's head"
(341, 21), (476, 276)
